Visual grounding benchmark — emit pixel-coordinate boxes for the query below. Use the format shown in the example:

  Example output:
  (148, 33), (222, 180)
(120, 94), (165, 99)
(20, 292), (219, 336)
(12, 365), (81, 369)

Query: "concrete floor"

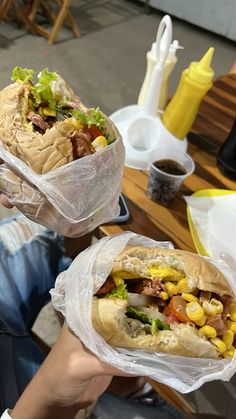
(0, 0), (236, 417)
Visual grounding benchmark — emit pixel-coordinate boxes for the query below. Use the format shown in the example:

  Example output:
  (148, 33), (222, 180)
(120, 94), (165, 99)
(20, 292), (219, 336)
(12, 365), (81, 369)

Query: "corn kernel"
(42, 107), (56, 117)
(92, 136), (108, 151)
(26, 122), (33, 132)
(186, 302), (205, 322)
(182, 293), (198, 303)
(66, 117), (84, 130)
(230, 302), (236, 322)
(195, 315), (207, 327)
(223, 330), (234, 350)
(199, 325), (217, 338)
(211, 337), (227, 354)
(159, 291), (169, 300)
(210, 298), (223, 314)
(202, 301), (218, 317)
(223, 346), (235, 359)
(165, 282), (179, 295)
(112, 276), (124, 287)
(38, 106), (43, 116)
(226, 320), (236, 334)
(177, 278), (190, 293)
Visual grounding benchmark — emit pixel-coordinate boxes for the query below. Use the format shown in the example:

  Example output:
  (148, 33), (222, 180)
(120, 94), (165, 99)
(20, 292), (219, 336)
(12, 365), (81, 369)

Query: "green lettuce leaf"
(31, 69), (58, 110)
(31, 85), (56, 109)
(71, 109), (89, 125)
(38, 68), (57, 85)
(88, 109), (106, 129)
(11, 66), (35, 83)
(126, 306), (152, 325)
(104, 284), (128, 300)
(72, 108), (106, 129)
(72, 108), (115, 141)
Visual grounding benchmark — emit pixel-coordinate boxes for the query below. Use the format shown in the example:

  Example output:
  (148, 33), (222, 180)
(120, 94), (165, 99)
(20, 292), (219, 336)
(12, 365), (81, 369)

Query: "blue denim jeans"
(0, 214), (70, 414)
(93, 393), (183, 419)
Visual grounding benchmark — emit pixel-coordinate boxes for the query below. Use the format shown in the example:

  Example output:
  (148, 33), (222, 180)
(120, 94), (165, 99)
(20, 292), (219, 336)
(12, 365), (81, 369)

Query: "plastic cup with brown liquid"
(147, 148), (195, 205)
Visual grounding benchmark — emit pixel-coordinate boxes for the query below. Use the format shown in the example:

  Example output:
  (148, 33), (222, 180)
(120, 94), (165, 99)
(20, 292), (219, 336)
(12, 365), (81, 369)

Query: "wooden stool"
(27, 0), (80, 44)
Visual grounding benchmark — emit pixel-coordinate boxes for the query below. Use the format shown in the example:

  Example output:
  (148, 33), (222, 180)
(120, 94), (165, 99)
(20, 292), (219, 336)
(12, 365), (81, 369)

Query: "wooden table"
(97, 74), (236, 413)
(99, 74), (236, 251)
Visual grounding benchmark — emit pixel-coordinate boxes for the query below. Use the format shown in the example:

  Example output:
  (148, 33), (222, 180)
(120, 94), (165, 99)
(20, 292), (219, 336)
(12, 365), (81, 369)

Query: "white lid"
(168, 40), (184, 60)
(150, 36), (183, 62)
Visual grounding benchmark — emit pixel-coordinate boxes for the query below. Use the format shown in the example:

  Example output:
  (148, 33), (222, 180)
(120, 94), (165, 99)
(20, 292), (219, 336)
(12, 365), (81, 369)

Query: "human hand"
(11, 324), (132, 419)
(0, 159), (13, 208)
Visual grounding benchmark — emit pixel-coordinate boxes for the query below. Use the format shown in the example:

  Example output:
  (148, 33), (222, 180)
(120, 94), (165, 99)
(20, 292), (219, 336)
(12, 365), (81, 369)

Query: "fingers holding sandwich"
(0, 194), (13, 208)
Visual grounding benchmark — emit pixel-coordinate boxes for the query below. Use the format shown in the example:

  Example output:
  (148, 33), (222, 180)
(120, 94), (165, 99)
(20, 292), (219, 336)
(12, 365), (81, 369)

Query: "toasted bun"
(112, 246), (233, 297)
(92, 297), (219, 359)
(0, 77), (118, 174)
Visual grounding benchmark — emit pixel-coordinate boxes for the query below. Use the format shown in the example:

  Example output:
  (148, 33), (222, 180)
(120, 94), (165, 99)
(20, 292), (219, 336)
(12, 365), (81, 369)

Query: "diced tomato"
(166, 313), (180, 325)
(169, 296), (189, 323)
(88, 124), (104, 140)
(163, 306), (171, 316)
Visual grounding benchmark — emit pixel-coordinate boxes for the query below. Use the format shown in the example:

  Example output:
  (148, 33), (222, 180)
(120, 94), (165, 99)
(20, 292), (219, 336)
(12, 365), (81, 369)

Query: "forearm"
(12, 401), (78, 419)
(11, 372), (79, 419)
(10, 325), (113, 419)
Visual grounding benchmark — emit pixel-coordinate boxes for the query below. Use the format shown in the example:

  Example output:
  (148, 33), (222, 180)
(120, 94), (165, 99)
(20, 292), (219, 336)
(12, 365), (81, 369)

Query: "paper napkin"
(185, 190), (236, 262)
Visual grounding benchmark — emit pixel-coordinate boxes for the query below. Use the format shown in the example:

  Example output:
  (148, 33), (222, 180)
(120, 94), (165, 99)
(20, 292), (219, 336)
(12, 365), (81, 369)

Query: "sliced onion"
(128, 293), (154, 307)
(141, 306), (166, 321)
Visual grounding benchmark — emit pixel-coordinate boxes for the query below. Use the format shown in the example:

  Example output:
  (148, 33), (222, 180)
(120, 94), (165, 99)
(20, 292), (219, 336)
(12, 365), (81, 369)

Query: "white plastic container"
(109, 15), (186, 171)
(110, 105), (187, 170)
(138, 28), (182, 111)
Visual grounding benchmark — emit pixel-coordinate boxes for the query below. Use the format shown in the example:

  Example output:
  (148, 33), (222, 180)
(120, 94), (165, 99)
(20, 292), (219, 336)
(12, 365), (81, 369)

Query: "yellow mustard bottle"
(162, 47), (214, 139)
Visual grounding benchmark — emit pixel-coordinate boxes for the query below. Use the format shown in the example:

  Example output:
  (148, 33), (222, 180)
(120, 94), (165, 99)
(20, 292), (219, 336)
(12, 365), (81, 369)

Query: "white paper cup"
(147, 148), (195, 205)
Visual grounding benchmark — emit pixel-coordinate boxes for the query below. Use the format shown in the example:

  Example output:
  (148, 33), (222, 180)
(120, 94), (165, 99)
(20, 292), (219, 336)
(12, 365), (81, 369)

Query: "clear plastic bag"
(51, 232), (236, 393)
(0, 137), (124, 237)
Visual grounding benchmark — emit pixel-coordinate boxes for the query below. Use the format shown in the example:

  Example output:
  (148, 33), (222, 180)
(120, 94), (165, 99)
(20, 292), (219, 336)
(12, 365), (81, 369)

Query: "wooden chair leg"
(146, 378), (196, 414)
(27, 0), (41, 22)
(13, 0), (38, 35)
(41, 0), (57, 24)
(39, 0), (80, 37)
(65, 9), (80, 37)
(0, 0), (12, 21)
(25, 0), (51, 39)
(56, 0), (80, 37)
(48, 0), (71, 45)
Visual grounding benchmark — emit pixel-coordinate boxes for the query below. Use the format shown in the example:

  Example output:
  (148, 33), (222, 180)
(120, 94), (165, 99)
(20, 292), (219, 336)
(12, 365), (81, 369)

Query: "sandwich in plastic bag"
(0, 67), (124, 237)
(51, 231), (236, 393)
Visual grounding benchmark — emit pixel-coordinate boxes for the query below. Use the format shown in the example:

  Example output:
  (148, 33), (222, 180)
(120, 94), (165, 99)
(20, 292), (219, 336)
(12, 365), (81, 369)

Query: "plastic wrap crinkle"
(50, 232), (236, 393)
(0, 137), (124, 237)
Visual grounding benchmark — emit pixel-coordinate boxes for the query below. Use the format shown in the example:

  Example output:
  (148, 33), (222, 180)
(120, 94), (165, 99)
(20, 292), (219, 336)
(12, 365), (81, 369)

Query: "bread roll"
(0, 76), (118, 174)
(112, 247), (233, 297)
(92, 246), (234, 359)
(92, 298), (218, 358)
